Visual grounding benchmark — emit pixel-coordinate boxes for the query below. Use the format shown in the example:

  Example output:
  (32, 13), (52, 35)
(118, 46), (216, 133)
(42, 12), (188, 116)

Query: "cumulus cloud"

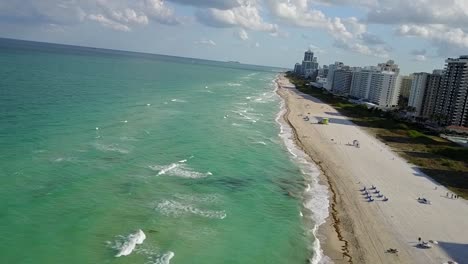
(367, 0), (468, 27)
(144, 0), (181, 25)
(264, 0), (388, 57)
(398, 24), (468, 55)
(195, 3), (278, 33)
(0, 0), (180, 31)
(195, 39), (217, 46)
(236, 29), (249, 40)
(87, 14), (131, 31)
(167, 0), (240, 10)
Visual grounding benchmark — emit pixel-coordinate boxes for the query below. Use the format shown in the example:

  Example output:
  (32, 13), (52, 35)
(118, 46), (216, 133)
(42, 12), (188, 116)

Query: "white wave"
(253, 141), (267, 145)
(156, 200), (226, 219)
(274, 77), (329, 264)
(173, 193), (222, 204)
(171, 99), (187, 103)
(152, 251), (175, 264)
(120, 136), (138, 142)
(94, 143), (130, 154)
(115, 229), (146, 257)
(227, 82), (242, 87)
(231, 110), (258, 123)
(52, 157), (75, 163)
(150, 161), (211, 179)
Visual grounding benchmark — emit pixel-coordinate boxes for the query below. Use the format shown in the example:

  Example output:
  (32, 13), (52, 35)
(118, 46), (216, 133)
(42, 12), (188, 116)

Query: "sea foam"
(115, 229), (146, 257)
(155, 200), (226, 219)
(274, 77), (330, 264)
(149, 160), (211, 179)
(152, 251), (175, 264)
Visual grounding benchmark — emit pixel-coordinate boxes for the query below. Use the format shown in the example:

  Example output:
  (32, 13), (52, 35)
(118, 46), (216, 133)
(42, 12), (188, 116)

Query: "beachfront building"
(331, 68), (353, 95)
(368, 71), (400, 107)
(349, 68), (375, 99)
(378, 60), (400, 74)
(300, 49), (319, 78)
(433, 56), (468, 127)
(398, 75), (413, 108)
(408, 73), (429, 116)
(421, 70), (444, 119)
(325, 61), (344, 91)
(400, 76), (413, 98)
(304, 49), (314, 61)
(294, 63), (302, 75)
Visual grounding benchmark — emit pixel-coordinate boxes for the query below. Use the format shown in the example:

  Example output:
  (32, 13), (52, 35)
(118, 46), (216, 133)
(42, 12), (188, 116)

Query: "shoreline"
(275, 74), (468, 264)
(275, 76), (353, 263)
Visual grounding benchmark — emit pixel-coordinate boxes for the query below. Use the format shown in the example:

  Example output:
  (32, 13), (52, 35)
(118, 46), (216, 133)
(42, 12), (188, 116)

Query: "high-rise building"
(368, 71), (400, 107)
(318, 65), (329, 78)
(408, 73), (429, 116)
(294, 63), (302, 74)
(400, 76), (413, 99)
(378, 60), (400, 74)
(304, 50), (314, 61)
(301, 49), (318, 78)
(350, 69), (374, 99)
(421, 70), (444, 118)
(434, 56), (468, 127)
(332, 69), (353, 95)
(325, 62), (344, 91)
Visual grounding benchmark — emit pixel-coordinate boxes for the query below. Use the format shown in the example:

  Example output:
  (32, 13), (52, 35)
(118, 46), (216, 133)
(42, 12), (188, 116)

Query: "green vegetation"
(286, 73), (468, 198)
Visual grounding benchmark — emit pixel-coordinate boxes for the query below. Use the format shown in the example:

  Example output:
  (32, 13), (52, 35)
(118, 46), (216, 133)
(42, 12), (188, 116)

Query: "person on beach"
(447, 192), (449, 197)
(418, 237), (421, 244)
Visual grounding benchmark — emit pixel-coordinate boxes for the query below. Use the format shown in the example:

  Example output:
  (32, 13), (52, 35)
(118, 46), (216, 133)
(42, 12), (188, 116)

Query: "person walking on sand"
(451, 194), (454, 199)
(447, 192), (449, 197)
(418, 237), (421, 244)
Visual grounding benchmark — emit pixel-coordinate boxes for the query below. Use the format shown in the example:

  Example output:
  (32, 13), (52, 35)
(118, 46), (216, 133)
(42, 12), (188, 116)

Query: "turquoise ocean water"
(0, 39), (328, 264)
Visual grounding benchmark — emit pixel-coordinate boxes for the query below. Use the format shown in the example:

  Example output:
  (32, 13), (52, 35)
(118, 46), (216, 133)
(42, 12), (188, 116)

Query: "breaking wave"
(112, 229), (146, 257)
(274, 76), (330, 264)
(149, 160), (212, 179)
(155, 200), (226, 219)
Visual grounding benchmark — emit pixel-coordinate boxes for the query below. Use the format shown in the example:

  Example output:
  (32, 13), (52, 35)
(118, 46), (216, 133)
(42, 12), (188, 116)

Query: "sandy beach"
(276, 75), (468, 264)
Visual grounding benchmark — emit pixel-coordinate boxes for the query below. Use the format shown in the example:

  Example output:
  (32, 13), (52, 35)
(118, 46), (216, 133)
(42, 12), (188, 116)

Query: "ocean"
(0, 38), (328, 264)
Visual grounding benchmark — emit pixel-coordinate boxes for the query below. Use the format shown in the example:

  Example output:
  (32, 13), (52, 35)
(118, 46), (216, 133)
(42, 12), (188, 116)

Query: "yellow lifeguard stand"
(320, 118), (329, 125)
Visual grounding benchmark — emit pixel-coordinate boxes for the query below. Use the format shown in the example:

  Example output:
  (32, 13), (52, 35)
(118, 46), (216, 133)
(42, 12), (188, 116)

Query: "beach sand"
(276, 75), (468, 264)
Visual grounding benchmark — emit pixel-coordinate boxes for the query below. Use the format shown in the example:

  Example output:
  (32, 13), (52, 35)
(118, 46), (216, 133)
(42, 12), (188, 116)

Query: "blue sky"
(1, 0), (467, 74)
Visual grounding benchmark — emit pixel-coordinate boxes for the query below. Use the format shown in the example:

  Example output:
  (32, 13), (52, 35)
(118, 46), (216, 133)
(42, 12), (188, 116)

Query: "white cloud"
(367, 0), (468, 28)
(195, 3), (278, 33)
(144, 0), (181, 25)
(415, 55), (427, 61)
(265, 0), (387, 57)
(0, 0), (180, 31)
(167, 0), (240, 10)
(398, 24), (468, 50)
(109, 8), (149, 26)
(236, 29), (249, 40)
(87, 14), (131, 31)
(195, 39), (217, 46)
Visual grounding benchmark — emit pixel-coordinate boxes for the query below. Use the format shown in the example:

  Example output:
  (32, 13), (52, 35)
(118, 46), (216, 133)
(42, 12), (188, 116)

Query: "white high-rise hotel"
(349, 60), (400, 107)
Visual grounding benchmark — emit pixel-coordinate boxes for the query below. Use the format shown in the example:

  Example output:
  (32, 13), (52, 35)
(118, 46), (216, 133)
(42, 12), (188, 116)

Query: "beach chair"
(383, 197), (388, 201)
